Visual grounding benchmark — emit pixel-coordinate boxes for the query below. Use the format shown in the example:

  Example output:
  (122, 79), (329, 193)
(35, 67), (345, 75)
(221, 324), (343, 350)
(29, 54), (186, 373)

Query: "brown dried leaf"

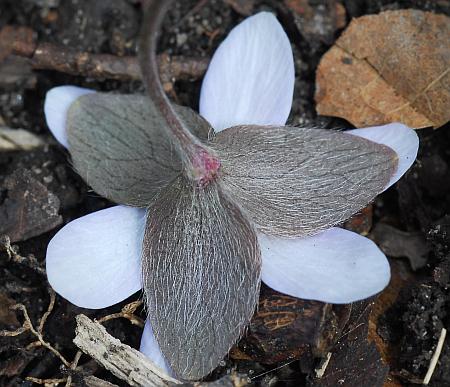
(232, 286), (338, 364)
(315, 10), (450, 129)
(311, 301), (389, 387)
(371, 223), (430, 270)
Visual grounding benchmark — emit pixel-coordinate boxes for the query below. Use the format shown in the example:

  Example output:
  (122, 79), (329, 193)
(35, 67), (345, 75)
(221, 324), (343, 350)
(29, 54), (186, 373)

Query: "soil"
(0, 0), (449, 386)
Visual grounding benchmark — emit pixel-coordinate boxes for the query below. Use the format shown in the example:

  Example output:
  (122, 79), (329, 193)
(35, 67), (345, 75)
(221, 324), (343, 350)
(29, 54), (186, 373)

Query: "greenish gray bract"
(67, 93), (210, 207)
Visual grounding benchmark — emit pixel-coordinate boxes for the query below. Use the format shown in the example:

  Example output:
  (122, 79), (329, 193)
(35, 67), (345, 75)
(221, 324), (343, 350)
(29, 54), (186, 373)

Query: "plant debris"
(0, 127), (44, 151)
(232, 285), (335, 364)
(371, 223), (430, 270)
(315, 9), (450, 129)
(0, 25), (209, 83)
(311, 301), (389, 387)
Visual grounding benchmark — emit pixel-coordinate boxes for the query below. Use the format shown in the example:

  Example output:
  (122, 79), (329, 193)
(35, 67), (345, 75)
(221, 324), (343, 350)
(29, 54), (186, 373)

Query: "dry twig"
(315, 352), (332, 379)
(423, 328), (447, 385)
(0, 294), (149, 385)
(25, 376), (68, 386)
(8, 303), (71, 367)
(0, 26), (209, 82)
(65, 350), (83, 387)
(97, 300), (144, 328)
(0, 235), (46, 275)
(0, 287), (72, 370)
(0, 323), (29, 337)
(38, 288), (56, 335)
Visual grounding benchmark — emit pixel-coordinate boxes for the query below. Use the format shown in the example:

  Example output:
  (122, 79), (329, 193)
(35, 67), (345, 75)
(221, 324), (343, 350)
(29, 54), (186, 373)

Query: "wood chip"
(0, 127), (44, 151)
(73, 314), (178, 387)
(315, 10), (450, 129)
(84, 376), (119, 387)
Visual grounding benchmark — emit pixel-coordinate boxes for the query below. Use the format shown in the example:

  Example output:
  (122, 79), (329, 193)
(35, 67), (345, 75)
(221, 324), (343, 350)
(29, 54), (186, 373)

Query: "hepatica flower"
(44, 2), (418, 382)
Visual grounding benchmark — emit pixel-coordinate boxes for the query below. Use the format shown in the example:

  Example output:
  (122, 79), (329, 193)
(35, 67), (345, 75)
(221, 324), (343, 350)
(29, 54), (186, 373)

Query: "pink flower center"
(192, 148), (221, 188)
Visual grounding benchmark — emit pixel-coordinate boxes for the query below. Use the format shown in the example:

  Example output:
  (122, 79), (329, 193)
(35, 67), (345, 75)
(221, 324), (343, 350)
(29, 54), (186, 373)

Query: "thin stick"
(97, 301), (144, 328)
(12, 304), (71, 367)
(250, 359), (297, 380)
(423, 328), (447, 385)
(315, 352), (332, 379)
(0, 235), (46, 275)
(0, 26), (209, 82)
(0, 325), (29, 337)
(38, 288), (56, 335)
(65, 350), (83, 387)
(25, 376), (68, 385)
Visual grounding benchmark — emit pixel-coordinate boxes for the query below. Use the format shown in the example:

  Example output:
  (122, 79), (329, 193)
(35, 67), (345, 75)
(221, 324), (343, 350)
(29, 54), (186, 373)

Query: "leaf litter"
(316, 9), (450, 129)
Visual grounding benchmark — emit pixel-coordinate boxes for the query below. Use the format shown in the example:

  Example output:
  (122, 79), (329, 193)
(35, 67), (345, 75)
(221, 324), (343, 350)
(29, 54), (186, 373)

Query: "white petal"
(199, 12), (294, 132)
(44, 86), (94, 147)
(347, 123), (419, 190)
(260, 228), (390, 304)
(140, 320), (173, 377)
(46, 206), (145, 309)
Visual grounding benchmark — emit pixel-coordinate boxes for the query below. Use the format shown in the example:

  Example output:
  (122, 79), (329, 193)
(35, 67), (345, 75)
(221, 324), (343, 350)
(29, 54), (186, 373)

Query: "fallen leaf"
(371, 223), (430, 270)
(311, 301), (389, 387)
(315, 10), (450, 128)
(232, 285), (338, 364)
(368, 259), (416, 386)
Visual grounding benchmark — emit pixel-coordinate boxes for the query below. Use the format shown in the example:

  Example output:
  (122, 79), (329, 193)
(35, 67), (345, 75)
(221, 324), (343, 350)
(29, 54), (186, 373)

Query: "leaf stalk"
(139, 0), (220, 187)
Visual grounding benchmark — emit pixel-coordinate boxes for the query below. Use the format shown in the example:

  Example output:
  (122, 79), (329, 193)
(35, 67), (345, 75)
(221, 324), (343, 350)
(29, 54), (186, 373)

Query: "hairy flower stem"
(139, 0), (220, 186)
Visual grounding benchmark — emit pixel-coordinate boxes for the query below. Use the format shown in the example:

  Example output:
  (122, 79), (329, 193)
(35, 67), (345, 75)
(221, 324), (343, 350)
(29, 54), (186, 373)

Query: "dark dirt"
(0, 0), (449, 386)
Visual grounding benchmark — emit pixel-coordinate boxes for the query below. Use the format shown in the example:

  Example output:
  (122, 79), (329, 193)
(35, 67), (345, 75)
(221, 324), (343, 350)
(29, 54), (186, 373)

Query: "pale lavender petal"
(260, 227), (390, 304)
(199, 12), (294, 132)
(44, 86), (94, 147)
(347, 123), (419, 190)
(46, 206), (145, 309)
(140, 320), (173, 376)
